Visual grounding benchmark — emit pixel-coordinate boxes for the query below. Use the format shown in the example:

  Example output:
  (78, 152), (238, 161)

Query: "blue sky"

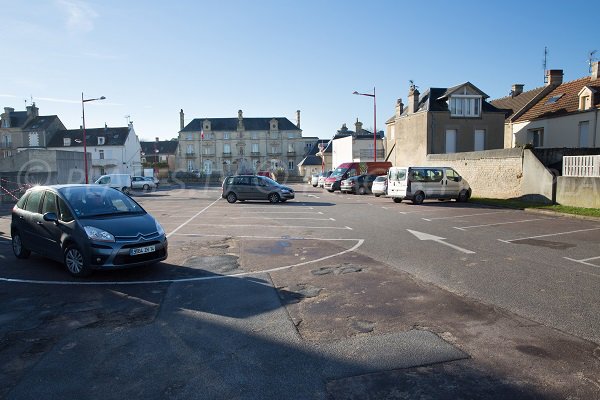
(1, 0), (598, 141)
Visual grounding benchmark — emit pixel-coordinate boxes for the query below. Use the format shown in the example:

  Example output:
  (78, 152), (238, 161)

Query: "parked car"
(94, 174), (132, 194)
(144, 176), (159, 188)
(317, 170), (332, 188)
(340, 174), (378, 195)
(131, 176), (156, 191)
(387, 166), (471, 204)
(222, 175), (294, 203)
(310, 174), (319, 187)
(10, 185), (168, 277)
(371, 175), (388, 197)
(324, 162), (391, 192)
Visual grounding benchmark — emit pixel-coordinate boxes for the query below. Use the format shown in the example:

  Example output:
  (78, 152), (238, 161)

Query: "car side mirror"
(43, 212), (59, 224)
(457, 176), (462, 182)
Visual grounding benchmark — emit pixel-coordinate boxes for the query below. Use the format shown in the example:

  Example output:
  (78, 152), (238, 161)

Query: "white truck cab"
(387, 166), (471, 204)
(94, 174), (132, 194)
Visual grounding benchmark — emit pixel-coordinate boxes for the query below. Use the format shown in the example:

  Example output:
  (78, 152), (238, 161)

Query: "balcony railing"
(184, 152), (195, 158)
(222, 153), (232, 158)
(0, 142), (13, 149)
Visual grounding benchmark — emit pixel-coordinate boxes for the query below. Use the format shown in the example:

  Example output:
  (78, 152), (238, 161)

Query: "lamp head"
(100, 96), (106, 100)
(352, 91), (359, 95)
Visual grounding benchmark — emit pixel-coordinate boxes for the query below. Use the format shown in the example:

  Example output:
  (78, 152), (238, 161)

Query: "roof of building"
(7, 111), (28, 127)
(514, 76), (600, 123)
(140, 140), (178, 155)
(48, 127), (131, 147)
(414, 87), (502, 114)
(490, 86), (546, 121)
(181, 117), (301, 132)
(298, 155), (323, 166)
(23, 115), (61, 130)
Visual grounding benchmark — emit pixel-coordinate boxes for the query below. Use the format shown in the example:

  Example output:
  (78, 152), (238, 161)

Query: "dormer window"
(98, 136), (105, 145)
(450, 95), (481, 117)
(63, 138), (71, 146)
(578, 87), (595, 111)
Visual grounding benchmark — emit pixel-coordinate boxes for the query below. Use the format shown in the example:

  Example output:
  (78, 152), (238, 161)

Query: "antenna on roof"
(543, 46), (548, 84)
(124, 115), (131, 124)
(589, 50), (597, 73)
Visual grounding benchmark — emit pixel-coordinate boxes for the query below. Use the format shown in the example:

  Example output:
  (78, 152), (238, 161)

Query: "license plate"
(130, 245), (155, 256)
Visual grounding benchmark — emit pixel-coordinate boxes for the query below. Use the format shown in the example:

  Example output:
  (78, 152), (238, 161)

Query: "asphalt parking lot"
(0, 184), (599, 399)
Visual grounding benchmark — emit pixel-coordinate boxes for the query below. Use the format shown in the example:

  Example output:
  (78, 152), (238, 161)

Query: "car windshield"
(375, 176), (386, 182)
(330, 167), (348, 177)
(59, 186), (145, 218)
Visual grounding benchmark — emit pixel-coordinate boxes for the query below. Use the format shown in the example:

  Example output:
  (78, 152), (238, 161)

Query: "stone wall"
(426, 148), (525, 199)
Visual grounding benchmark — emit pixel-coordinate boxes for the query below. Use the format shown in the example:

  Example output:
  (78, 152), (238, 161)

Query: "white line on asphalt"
(563, 256), (600, 268)
(172, 234), (362, 241)
(166, 197), (221, 238)
(499, 227), (600, 243)
(423, 210), (513, 221)
(453, 218), (549, 230)
(167, 223), (353, 230)
(213, 211), (322, 215)
(0, 239), (364, 286)
(307, 194), (320, 198)
(231, 206), (315, 210)
(219, 216), (335, 221)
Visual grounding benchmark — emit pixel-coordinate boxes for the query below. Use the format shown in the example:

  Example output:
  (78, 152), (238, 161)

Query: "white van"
(387, 166), (471, 204)
(94, 174), (132, 194)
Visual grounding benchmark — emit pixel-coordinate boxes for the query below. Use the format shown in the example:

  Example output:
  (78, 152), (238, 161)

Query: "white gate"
(563, 155), (600, 177)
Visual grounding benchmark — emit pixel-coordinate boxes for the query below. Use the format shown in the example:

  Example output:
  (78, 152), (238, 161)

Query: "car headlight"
(155, 220), (165, 236)
(84, 226), (115, 242)
(280, 189), (290, 193)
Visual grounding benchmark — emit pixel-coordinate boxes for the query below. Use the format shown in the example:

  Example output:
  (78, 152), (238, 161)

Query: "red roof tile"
(514, 77), (600, 123)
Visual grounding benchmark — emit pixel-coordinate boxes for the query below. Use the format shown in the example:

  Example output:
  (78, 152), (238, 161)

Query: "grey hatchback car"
(222, 175), (294, 203)
(11, 184), (168, 277)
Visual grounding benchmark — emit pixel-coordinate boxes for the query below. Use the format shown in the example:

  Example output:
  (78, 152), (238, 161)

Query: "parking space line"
(231, 206), (315, 210)
(221, 216), (335, 221)
(0, 238), (364, 285)
(423, 210), (513, 221)
(454, 218), (549, 231)
(499, 227), (600, 243)
(564, 256), (600, 268)
(166, 197), (221, 238)
(219, 211), (324, 215)
(165, 223), (353, 230)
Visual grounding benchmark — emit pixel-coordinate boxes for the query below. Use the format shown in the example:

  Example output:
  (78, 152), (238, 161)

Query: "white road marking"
(0, 238), (364, 286)
(168, 223), (352, 230)
(499, 227), (600, 243)
(563, 256), (600, 268)
(454, 218), (549, 231)
(219, 216), (335, 221)
(407, 229), (475, 254)
(307, 194), (320, 198)
(166, 197), (221, 238)
(423, 210), (513, 221)
(232, 206), (314, 210)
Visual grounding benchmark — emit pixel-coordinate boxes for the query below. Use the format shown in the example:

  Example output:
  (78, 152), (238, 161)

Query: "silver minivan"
(387, 166), (471, 204)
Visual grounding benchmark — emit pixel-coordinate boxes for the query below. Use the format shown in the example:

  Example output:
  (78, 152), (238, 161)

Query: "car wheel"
(412, 191), (425, 205)
(226, 192), (237, 203)
(122, 187), (131, 195)
(457, 189), (470, 202)
(358, 186), (366, 195)
(268, 193), (280, 203)
(327, 189), (334, 193)
(143, 184), (150, 191)
(393, 198), (402, 203)
(374, 194), (381, 197)
(64, 245), (91, 277)
(12, 231), (31, 259)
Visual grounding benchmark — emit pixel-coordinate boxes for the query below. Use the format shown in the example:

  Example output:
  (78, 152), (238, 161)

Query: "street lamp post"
(81, 93), (106, 183)
(352, 87), (377, 162)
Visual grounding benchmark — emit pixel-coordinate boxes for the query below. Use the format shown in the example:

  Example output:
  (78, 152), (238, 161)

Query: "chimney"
(155, 137), (159, 142)
(592, 61), (600, 81)
(546, 69), (563, 86)
(237, 109), (244, 130)
(296, 110), (301, 128)
(26, 103), (39, 118)
(395, 98), (404, 117)
(407, 84), (420, 114)
(179, 109), (184, 130)
(511, 84), (524, 97)
(355, 118), (363, 134)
